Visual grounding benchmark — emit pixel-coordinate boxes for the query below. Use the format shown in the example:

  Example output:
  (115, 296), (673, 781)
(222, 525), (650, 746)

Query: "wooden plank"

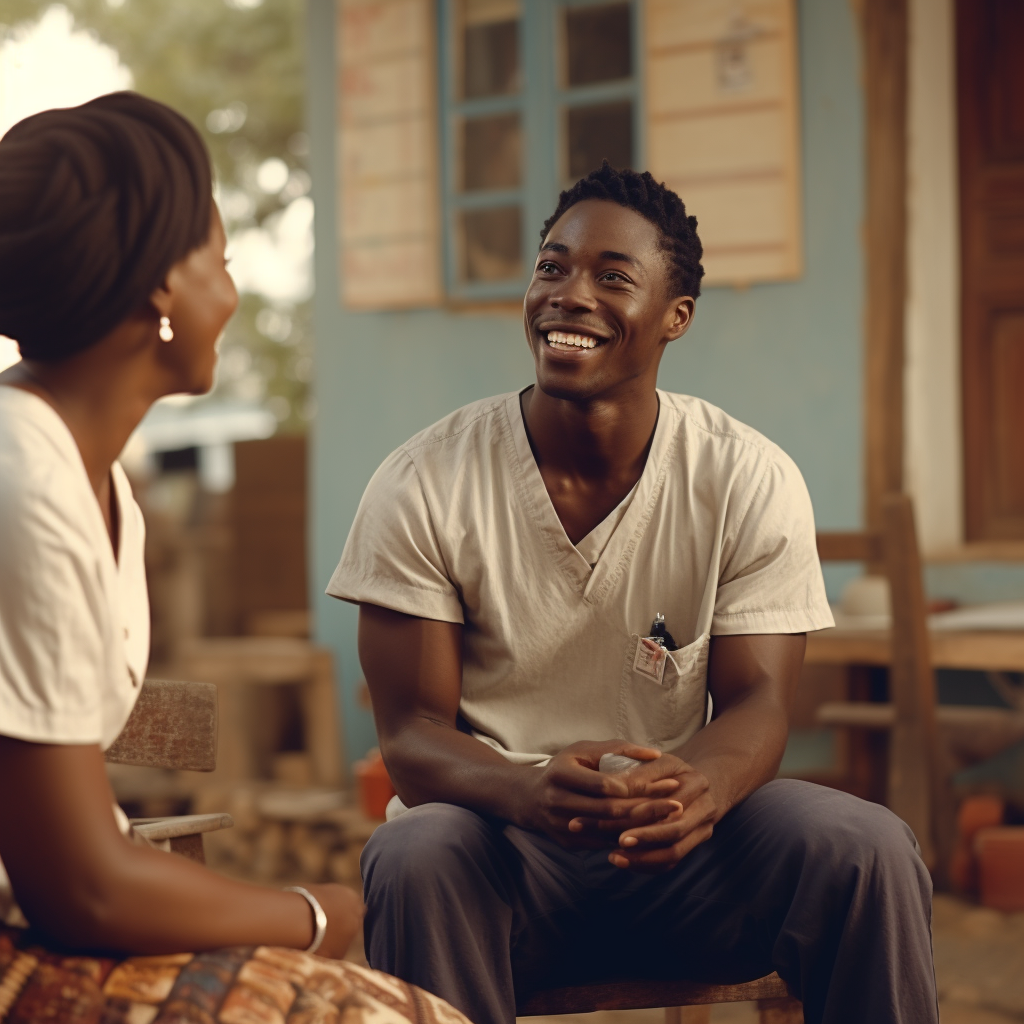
(644, 0), (802, 286)
(518, 973), (790, 1015)
(816, 700), (896, 728)
(816, 532), (884, 562)
(862, 0), (910, 531)
(881, 494), (937, 866)
(338, 0), (442, 309)
(105, 679), (217, 773)
(131, 814), (234, 841)
(806, 629), (1024, 672)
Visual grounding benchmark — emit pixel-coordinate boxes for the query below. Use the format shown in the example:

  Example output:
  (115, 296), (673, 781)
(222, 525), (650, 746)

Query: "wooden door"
(958, 0), (1024, 540)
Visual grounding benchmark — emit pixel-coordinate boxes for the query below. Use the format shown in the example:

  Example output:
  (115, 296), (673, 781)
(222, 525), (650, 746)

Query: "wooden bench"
(520, 973), (801, 1023)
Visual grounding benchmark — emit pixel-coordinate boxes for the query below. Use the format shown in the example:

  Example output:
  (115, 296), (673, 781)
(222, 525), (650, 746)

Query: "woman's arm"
(0, 736), (362, 956)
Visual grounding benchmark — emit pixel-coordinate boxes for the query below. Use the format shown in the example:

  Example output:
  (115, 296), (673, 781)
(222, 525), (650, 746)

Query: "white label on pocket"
(633, 637), (667, 684)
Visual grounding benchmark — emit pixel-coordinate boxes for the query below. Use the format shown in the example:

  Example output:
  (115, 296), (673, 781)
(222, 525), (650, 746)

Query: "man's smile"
(537, 322), (611, 355)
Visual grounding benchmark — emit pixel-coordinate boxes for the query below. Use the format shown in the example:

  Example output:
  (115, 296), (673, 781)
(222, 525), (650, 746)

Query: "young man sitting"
(327, 165), (938, 1024)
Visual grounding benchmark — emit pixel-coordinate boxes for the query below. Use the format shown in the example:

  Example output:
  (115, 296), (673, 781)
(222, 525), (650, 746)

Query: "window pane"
(462, 113), (522, 191)
(567, 101), (633, 179)
(461, 206), (522, 281)
(565, 3), (632, 87)
(462, 0), (520, 100)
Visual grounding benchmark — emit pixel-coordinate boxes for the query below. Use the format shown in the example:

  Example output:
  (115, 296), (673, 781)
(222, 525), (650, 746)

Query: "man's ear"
(664, 297), (695, 342)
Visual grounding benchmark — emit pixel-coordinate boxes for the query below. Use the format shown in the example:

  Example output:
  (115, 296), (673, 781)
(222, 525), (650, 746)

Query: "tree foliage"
(1, 0), (312, 431)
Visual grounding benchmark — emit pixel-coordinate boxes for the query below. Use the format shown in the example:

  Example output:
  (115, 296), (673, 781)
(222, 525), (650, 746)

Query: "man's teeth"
(546, 331), (599, 349)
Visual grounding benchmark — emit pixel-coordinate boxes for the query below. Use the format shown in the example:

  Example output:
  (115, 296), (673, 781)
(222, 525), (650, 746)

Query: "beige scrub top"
(0, 386), (149, 926)
(328, 388), (834, 767)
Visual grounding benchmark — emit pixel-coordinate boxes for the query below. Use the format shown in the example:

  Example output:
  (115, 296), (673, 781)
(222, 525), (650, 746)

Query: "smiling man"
(327, 165), (937, 1024)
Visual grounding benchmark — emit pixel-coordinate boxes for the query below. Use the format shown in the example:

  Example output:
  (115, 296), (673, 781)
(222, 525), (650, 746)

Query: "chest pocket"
(618, 632), (710, 748)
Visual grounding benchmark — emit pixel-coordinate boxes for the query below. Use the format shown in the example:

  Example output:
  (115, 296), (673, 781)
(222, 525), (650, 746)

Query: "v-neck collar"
(503, 386), (680, 603)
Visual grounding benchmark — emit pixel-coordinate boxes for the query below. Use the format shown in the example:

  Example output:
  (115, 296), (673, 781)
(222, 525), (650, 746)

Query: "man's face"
(522, 199), (694, 403)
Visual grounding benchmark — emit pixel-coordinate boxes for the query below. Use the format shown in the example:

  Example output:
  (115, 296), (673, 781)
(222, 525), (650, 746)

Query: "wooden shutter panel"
(643, 0), (803, 286)
(338, 0), (443, 309)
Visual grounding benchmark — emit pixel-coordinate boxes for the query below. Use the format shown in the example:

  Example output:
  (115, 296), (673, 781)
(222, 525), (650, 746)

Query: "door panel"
(958, 0), (1024, 540)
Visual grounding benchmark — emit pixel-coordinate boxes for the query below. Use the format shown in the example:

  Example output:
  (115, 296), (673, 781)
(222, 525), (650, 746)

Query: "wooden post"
(881, 494), (955, 880)
(862, 0), (910, 532)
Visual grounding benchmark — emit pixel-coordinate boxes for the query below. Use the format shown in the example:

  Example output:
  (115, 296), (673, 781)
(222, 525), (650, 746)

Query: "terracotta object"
(950, 795), (1005, 892)
(975, 827), (1024, 912)
(355, 749), (396, 820)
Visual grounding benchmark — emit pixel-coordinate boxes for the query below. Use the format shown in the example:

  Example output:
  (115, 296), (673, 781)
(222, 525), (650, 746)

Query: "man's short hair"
(540, 162), (705, 299)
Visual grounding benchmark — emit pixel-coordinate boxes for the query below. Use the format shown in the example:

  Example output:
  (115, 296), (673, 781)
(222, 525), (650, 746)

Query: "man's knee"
(745, 780), (929, 889)
(361, 802), (496, 897)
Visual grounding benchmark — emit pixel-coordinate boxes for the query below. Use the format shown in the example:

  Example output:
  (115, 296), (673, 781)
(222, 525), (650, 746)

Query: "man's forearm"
(382, 718), (537, 824)
(673, 691), (789, 822)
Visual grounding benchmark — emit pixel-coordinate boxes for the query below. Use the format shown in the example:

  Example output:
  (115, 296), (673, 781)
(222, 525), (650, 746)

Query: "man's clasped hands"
(518, 742), (717, 872)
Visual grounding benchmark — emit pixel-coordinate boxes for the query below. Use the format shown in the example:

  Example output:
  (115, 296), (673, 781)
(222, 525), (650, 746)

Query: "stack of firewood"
(193, 783), (380, 887)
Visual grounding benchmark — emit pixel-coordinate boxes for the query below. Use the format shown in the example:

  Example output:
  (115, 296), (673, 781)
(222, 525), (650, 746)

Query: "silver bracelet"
(284, 885), (328, 954)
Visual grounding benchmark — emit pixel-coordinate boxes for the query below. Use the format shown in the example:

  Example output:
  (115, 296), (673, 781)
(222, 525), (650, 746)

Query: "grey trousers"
(360, 780), (937, 1024)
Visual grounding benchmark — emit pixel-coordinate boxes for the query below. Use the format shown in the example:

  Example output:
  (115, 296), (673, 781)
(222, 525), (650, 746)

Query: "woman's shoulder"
(0, 386), (96, 544)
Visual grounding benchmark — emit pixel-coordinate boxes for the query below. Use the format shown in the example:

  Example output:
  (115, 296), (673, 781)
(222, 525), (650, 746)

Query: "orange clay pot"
(975, 827), (1024, 912)
(950, 795), (1005, 893)
(355, 748), (396, 820)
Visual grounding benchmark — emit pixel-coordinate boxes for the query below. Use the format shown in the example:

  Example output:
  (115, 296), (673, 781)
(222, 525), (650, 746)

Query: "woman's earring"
(159, 316), (174, 342)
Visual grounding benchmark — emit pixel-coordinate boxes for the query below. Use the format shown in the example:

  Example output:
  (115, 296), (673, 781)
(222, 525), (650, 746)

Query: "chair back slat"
(816, 532), (884, 563)
(105, 679), (218, 772)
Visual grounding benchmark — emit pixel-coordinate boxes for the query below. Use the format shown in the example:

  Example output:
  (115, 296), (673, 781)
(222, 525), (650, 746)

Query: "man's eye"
(601, 271), (627, 282)
(538, 261), (559, 273)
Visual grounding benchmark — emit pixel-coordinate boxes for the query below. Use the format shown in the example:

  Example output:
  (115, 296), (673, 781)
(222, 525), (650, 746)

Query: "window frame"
(439, 0), (643, 302)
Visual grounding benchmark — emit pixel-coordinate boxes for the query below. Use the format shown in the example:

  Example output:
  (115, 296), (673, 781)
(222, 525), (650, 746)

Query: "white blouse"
(0, 385), (149, 925)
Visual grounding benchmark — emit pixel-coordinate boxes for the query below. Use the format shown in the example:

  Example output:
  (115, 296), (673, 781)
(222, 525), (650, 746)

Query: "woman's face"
(159, 205), (238, 395)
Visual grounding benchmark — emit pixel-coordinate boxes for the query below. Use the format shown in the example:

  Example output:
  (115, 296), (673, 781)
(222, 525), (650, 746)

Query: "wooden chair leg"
(758, 995), (803, 1023)
(664, 1008), (711, 1024)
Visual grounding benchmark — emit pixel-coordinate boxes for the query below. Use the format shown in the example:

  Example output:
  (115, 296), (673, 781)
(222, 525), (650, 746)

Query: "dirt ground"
(350, 893), (1024, 1024)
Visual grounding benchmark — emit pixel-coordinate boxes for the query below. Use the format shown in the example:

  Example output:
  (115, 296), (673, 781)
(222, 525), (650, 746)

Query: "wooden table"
(806, 629), (1024, 672)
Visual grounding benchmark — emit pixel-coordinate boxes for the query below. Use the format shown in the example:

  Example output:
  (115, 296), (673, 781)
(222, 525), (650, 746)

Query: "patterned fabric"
(0, 927), (471, 1024)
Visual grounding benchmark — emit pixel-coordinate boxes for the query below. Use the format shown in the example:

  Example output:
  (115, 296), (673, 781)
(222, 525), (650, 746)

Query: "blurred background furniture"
(104, 678), (232, 863)
(810, 494), (1024, 879)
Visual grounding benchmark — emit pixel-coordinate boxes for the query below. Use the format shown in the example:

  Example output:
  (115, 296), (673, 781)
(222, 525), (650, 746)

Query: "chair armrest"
(130, 813), (234, 842)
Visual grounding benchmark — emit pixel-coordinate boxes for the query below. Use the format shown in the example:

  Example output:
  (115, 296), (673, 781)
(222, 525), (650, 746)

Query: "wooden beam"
(862, 0), (910, 530)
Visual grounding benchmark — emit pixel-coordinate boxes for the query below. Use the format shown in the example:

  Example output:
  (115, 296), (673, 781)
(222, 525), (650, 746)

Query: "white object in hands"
(599, 753), (643, 774)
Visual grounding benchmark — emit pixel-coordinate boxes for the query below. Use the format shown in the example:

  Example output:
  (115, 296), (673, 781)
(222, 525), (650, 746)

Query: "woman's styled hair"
(0, 91), (213, 361)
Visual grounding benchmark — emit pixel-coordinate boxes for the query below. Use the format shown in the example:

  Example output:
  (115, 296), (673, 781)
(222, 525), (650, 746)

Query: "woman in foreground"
(0, 92), (464, 1024)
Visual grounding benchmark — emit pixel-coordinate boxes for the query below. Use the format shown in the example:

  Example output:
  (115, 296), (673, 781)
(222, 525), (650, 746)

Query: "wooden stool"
(171, 636), (345, 789)
(519, 972), (801, 1023)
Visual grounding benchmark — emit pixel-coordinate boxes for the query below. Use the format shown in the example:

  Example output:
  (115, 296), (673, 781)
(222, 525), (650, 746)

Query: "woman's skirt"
(0, 926), (471, 1024)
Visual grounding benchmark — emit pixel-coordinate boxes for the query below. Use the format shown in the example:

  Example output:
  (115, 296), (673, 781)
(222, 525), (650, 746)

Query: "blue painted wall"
(306, 0), (867, 763)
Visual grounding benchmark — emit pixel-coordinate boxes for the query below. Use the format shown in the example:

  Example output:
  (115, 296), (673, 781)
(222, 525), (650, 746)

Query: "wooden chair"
(520, 974), (801, 1023)
(104, 678), (233, 862)
(813, 493), (955, 873)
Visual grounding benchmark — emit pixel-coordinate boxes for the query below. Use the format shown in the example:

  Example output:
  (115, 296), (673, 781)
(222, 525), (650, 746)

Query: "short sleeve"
(0, 484), (106, 744)
(712, 452), (835, 635)
(326, 449), (465, 623)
